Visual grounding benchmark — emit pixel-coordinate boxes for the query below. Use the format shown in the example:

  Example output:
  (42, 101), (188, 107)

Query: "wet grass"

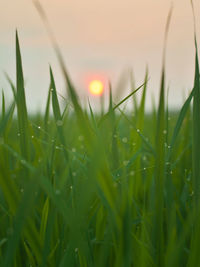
(0, 13), (200, 267)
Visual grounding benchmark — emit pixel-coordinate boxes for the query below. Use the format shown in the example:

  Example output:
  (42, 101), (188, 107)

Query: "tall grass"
(0, 19), (200, 267)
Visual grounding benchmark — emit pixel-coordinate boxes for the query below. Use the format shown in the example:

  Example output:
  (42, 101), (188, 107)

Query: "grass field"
(1, 16), (200, 266)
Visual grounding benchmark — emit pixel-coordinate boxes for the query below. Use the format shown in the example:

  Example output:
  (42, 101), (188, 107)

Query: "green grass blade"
(44, 85), (51, 131)
(16, 31), (29, 160)
(167, 88), (194, 160)
(0, 102), (15, 136)
(1, 91), (5, 120)
(4, 72), (17, 101)
(192, 41), (200, 205)
(153, 7), (172, 264)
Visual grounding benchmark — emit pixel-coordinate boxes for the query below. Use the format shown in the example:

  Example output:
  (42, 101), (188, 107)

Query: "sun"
(89, 80), (104, 96)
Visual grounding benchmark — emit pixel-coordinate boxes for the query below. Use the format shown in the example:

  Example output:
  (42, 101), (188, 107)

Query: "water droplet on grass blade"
(56, 120), (63, 126)
(55, 189), (61, 195)
(78, 135), (84, 141)
(123, 160), (129, 166)
(122, 137), (128, 143)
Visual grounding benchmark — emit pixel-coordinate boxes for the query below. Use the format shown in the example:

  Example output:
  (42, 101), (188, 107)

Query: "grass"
(0, 21), (200, 267)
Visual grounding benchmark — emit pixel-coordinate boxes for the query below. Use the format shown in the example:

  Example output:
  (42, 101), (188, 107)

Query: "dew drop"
(122, 137), (128, 143)
(55, 189), (61, 195)
(56, 120), (63, 126)
(123, 160), (129, 166)
(78, 135), (84, 141)
(113, 182), (118, 188)
(190, 191), (194, 196)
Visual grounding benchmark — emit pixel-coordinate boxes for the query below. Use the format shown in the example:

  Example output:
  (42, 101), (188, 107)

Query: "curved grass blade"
(167, 88), (194, 160)
(4, 72), (17, 101)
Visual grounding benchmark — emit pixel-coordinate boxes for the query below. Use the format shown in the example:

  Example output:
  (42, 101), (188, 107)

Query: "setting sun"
(89, 80), (104, 96)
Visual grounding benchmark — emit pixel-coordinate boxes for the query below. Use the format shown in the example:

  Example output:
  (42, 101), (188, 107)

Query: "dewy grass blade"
(50, 67), (69, 160)
(50, 67), (62, 121)
(167, 88), (194, 160)
(153, 66), (165, 267)
(153, 7), (172, 265)
(16, 31), (29, 160)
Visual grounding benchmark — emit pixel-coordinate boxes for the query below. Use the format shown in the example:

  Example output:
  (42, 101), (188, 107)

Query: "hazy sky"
(1, 0), (200, 111)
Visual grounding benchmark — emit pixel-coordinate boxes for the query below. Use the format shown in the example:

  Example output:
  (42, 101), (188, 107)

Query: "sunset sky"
(1, 0), (200, 111)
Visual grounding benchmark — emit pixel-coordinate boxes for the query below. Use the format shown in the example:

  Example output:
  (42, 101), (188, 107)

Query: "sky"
(0, 0), (200, 111)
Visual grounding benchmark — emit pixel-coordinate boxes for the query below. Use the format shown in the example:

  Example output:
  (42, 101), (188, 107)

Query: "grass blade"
(16, 31), (29, 160)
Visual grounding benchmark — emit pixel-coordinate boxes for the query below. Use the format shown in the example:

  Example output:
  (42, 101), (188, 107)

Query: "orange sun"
(89, 80), (104, 96)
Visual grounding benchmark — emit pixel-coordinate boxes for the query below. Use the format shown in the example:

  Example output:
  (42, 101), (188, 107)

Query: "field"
(1, 16), (200, 267)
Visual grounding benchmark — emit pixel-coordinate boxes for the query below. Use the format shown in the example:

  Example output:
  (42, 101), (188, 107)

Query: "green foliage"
(0, 32), (200, 267)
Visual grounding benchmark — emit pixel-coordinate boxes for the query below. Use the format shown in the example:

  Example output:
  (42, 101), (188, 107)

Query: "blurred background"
(0, 0), (200, 112)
